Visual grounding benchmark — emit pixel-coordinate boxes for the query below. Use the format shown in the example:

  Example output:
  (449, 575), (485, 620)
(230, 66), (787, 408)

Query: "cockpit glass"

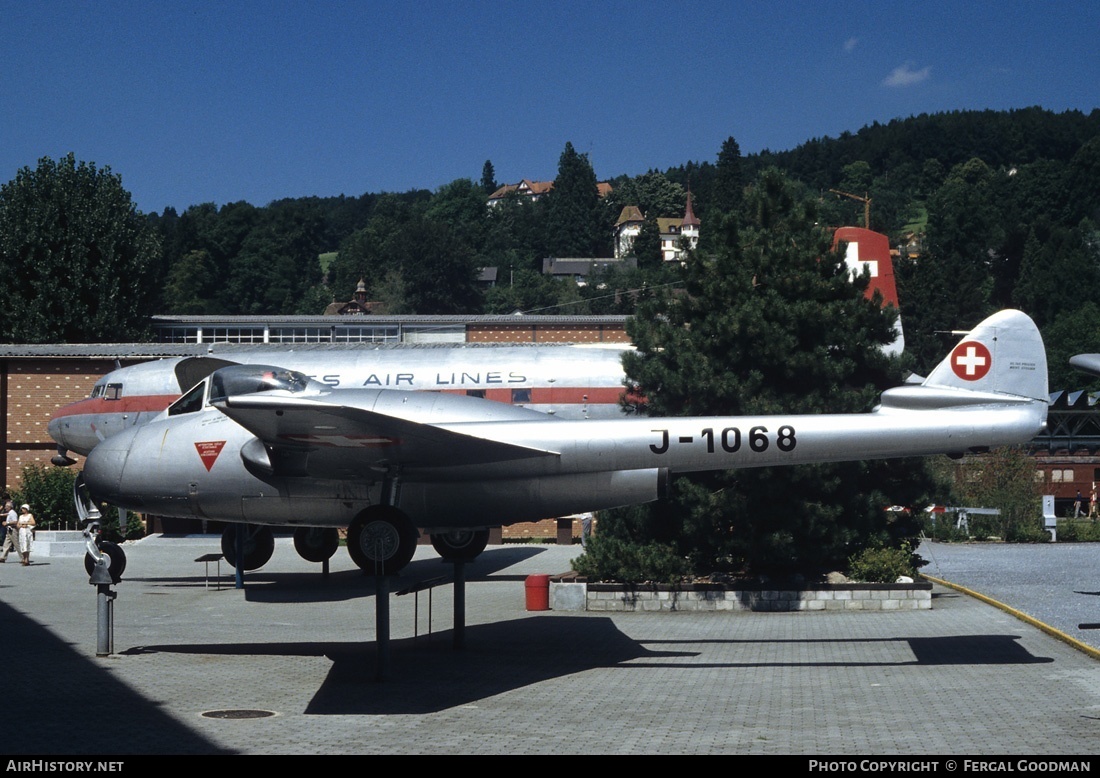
(208, 365), (310, 405)
(167, 381), (207, 416)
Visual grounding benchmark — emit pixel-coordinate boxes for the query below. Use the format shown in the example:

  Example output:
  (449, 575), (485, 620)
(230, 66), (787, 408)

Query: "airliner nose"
(83, 425), (140, 506)
(47, 400), (105, 458)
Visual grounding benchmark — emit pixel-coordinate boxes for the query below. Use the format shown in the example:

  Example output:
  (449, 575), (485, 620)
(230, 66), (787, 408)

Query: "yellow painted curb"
(921, 573), (1100, 661)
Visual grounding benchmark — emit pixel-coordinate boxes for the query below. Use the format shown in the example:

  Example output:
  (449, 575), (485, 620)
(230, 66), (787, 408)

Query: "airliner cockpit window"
(90, 384), (105, 399)
(168, 381), (207, 416)
(104, 383), (122, 400)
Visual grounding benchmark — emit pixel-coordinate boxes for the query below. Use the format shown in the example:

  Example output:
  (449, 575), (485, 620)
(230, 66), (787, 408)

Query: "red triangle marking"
(195, 441), (227, 471)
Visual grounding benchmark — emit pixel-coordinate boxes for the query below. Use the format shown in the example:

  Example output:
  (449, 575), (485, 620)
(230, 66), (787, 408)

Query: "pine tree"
(897, 158), (1000, 374)
(611, 169), (930, 577)
(481, 160), (497, 195)
(544, 142), (602, 257)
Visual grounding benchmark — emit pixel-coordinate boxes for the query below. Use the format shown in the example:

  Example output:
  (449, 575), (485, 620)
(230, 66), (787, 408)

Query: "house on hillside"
(487, 179), (614, 207)
(613, 192), (700, 261)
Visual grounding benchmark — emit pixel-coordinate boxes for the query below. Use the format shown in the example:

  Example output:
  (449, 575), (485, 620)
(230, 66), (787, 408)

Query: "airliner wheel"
(346, 506), (418, 575)
(293, 527), (340, 563)
(220, 524), (275, 571)
(430, 529), (490, 562)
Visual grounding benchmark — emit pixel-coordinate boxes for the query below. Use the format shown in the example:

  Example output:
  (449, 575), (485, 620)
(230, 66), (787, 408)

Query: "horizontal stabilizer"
(1070, 354), (1100, 378)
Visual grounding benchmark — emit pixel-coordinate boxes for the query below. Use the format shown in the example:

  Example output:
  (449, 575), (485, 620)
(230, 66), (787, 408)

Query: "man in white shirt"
(0, 501), (17, 562)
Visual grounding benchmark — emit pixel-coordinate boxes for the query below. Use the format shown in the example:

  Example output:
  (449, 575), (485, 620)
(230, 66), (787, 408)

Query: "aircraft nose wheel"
(346, 506), (418, 575)
(83, 539), (126, 584)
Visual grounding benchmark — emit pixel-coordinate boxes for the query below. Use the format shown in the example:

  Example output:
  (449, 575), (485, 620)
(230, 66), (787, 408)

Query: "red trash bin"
(525, 574), (550, 611)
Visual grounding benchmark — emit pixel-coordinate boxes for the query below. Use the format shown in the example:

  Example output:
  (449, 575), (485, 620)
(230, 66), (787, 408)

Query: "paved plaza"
(3, 535), (1100, 755)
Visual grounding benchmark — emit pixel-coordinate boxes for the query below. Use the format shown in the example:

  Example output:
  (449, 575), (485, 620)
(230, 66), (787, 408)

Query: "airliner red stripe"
(437, 387), (627, 405)
(50, 386), (629, 421)
(50, 395), (181, 419)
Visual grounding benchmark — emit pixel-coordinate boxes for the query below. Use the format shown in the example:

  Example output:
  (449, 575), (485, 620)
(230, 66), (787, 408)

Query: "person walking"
(0, 501), (16, 562)
(16, 504), (35, 566)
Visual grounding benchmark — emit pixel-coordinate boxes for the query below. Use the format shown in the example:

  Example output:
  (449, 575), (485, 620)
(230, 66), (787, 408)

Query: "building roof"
(488, 179), (613, 202)
(615, 205), (645, 226)
(150, 314), (628, 325)
(682, 191), (700, 227)
(542, 258), (637, 275)
(0, 339), (631, 359)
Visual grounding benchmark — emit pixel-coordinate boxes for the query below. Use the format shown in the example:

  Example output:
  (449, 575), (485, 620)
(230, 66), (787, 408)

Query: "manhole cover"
(201, 709), (276, 720)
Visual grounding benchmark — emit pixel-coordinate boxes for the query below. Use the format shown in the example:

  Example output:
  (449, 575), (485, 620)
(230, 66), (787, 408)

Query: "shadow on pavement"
(0, 600), (231, 755)
(119, 615), (1053, 716)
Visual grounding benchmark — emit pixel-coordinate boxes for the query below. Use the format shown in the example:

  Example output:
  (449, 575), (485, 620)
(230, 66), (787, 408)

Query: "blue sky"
(2, 1), (1098, 214)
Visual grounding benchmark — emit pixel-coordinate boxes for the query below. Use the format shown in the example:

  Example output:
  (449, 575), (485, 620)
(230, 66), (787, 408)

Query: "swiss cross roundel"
(950, 341), (992, 381)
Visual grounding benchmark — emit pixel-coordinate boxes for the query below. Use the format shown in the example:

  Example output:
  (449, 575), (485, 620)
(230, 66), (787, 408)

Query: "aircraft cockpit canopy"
(208, 365), (311, 405)
(167, 365), (312, 417)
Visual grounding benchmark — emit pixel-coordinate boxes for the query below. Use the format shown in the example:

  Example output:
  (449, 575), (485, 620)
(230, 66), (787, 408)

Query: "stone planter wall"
(549, 577), (932, 612)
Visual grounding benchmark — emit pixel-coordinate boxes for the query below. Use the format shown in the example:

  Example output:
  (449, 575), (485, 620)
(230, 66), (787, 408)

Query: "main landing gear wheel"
(346, 506), (418, 576)
(293, 527), (340, 563)
(221, 525), (275, 571)
(430, 529), (490, 562)
(83, 539), (126, 584)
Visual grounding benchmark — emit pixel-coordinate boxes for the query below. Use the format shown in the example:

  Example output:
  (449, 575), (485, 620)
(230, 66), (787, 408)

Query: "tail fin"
(880, 310), (1048, 410)
(922, 309), (1047, 402)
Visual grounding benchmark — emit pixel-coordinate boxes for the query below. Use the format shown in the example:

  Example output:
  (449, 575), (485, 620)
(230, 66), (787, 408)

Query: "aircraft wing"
(213, 393), (560, 477)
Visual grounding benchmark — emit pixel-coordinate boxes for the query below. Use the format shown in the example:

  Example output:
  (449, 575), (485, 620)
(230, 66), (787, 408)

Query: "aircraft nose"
(83, 425), (140, 506)
(47, 401), (105, 458)
(47, 415), (65, 450)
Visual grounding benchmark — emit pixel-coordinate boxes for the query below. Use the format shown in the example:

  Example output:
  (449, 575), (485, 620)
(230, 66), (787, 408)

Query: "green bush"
(98, 507), (144, 542)
(918, 511), (971, 542)
(847, 544), (918, 583)
(8, 464), (78, 531)
(571, 536), (690, 584)
(1056, 519), (1100, 542)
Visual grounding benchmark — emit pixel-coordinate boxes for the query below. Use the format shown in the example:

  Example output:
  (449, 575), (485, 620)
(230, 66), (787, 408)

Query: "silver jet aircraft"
(79, 309), (1048, 575)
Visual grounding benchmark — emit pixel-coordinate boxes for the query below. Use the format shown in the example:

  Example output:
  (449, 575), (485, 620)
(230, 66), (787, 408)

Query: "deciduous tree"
(0, 154), (159, 342)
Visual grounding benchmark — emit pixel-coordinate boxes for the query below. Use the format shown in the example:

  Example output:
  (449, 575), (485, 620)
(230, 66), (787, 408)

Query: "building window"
(333, 326), (399, 343)
(207, 327), (267, 344)
(268, 327), (330, 343)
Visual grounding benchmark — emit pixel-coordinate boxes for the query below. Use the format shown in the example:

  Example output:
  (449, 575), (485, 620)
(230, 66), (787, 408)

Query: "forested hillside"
(5, 108), (1097, 387)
